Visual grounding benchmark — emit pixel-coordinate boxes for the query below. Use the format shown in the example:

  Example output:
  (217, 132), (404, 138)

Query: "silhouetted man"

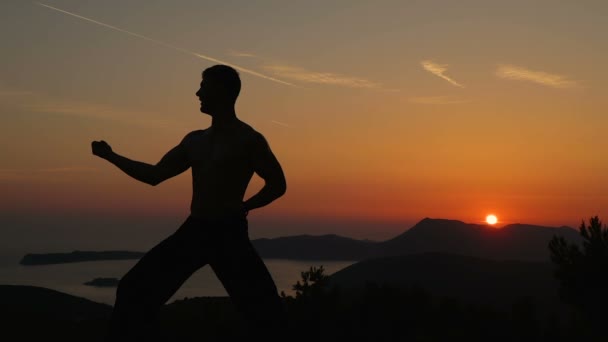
(92, 65), (287, 341)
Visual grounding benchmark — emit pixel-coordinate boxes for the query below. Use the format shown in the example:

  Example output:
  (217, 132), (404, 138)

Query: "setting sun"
(486, 215), (498, 225)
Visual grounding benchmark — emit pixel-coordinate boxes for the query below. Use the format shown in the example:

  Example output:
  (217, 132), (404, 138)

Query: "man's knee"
(115, 271), (142, 305)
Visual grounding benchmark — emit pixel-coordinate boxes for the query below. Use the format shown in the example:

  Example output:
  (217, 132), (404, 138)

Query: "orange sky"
(2, 1), (608, 247)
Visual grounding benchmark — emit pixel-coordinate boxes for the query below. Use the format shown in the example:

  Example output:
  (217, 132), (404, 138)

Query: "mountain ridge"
(20, 218), (581, 264)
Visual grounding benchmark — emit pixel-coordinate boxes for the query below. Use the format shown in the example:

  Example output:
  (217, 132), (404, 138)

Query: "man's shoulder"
(239, 123), (266, 144)
(180, 129), (208, 145)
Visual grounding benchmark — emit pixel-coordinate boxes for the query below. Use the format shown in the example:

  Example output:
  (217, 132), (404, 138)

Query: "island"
(83, 277), (120, 287)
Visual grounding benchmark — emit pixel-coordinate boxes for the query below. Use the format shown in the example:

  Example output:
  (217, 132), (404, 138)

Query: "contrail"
(270, 120), (290, 127)
(36, 2), (295, 87)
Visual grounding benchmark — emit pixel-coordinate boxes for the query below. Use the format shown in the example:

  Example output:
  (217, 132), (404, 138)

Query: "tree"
(292, 266), (330, 300)
(549, 216), (608, 329)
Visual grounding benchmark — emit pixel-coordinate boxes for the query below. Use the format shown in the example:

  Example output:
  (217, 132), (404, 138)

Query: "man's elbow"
(146, 167), (173, 186)
(265, 178), (286, 198)
(146, 173), (164, 186)
(148, 179), (162, 186)
(274, 180), (287, 197)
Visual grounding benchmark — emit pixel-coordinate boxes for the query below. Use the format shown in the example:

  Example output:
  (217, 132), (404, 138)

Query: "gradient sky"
(2, 1), (608, 252)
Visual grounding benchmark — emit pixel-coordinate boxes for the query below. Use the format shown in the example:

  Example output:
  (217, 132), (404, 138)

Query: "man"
(92, 65), (287, 340)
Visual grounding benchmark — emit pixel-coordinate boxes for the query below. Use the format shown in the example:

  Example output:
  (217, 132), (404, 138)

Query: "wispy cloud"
(270, 120), (290, 127)
(0, 86), (187, 129)
(21, 98), (181, 129)
(495, 64), (578, 89)
(38, 3), (394, 91)
(421, 60), (464, 88)
(228, 50), (257, 58)
(16, 92), (287, 131)
(25, 102), (120, 117)
(0, 166), (98, 181)
(37, 3), (294, 87)
(0, 90), (33, 97)
(39, 166), (98, 173)
(263, 64), (381, 89)
(408, 96), (469, 105)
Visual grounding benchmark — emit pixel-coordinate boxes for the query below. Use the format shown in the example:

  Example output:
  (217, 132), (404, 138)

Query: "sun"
(486, 214), (498, 225)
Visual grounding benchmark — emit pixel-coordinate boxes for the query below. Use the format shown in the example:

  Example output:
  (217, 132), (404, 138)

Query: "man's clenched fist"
(92, 140), (113, 159)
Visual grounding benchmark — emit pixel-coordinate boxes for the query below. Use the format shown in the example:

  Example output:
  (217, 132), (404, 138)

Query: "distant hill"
(0, 285), (112, 319)
(253, 218), (581, 262)
(377, 218), (582, 261)
(21, 218), (582, 264)
(0, 285), (239, 341)
(20, 250), (145, 265)
(329, 252), (563, 309)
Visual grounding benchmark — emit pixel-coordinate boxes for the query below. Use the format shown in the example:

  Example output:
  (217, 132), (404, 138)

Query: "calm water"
(0, 253), (354, 305)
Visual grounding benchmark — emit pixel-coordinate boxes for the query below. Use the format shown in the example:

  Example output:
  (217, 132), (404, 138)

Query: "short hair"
(202, 65), (241, 103)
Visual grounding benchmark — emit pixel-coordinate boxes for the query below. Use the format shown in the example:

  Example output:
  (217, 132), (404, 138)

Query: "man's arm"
(91, 137), (190, 186)
(243, 133), (287, 212)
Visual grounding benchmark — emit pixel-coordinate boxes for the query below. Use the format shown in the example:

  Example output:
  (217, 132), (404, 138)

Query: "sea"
(0, 252), (354, 305)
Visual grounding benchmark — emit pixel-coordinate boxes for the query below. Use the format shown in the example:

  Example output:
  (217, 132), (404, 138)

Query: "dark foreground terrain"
(1, 252), (601, 342)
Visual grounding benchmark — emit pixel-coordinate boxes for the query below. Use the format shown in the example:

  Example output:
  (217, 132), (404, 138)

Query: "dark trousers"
(106, 215), (286, 341)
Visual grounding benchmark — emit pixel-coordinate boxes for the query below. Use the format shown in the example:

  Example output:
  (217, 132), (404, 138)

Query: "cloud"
(270, 120), (290, 127)
(421, 60), (464, 88)
(0, 166), (98, 181)
(37, 3), (294, 87)
(0, 90), (33, 97)
(21, 99), (181, 129)
(17, 92), (286, 131)
(408, 96), (469, 105)
(38, 167), (99, 173)
(495, 64), (578, 88)
(38, 3), (394, 91)
(0, 87), (186, 129)
(228, 51), (258, 58)
(263, 64), (381, 89)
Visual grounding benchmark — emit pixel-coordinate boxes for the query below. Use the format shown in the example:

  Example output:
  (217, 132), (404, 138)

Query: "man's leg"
(106, 217), (208, 341)
(210, 226), (287, 340)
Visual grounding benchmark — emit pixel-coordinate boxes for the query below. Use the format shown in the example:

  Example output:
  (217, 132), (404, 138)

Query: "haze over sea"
(0, 250), (353, 305)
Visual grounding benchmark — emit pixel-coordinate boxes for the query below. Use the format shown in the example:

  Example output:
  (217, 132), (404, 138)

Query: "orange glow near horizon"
(2, 2), (608, 241)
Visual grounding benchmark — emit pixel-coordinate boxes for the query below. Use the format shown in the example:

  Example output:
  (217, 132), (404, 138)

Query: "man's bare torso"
(183, 121), (258, 218)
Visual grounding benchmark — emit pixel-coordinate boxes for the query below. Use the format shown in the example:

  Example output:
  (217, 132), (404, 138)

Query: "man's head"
(196, 65), (241, 115)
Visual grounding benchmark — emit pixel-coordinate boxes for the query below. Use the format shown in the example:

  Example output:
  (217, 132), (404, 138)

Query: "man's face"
(196, 77), (230, 115)
(195, 79), (212, 114)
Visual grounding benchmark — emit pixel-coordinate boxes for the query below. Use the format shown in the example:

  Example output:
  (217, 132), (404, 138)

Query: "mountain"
(329, 253), (563, 309)
(252, 218), (580, 261)
(378, 218), (582, 261)
(20, 218), (582, 264)
(0, 285), (112, 319)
